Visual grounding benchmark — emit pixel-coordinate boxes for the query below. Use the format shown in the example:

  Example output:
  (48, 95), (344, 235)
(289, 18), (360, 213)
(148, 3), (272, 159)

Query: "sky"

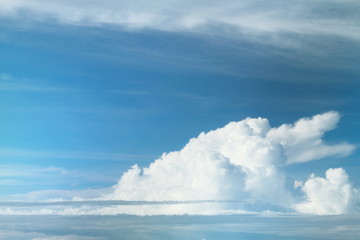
(0, 0), (360, 239)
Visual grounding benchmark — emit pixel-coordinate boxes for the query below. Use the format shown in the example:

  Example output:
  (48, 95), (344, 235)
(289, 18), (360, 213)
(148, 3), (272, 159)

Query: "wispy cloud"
(0, 148), (154, 162)
(0, 188), (113, 202)
(0, 0), (359, 44)
(0, 165), (63, 177)
(110, 89), (216, 102)
(0, 73), (73, 92)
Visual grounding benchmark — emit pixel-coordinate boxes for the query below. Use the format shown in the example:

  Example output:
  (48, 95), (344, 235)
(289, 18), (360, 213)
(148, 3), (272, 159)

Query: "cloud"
(102, 111), (355, 214)
(0, 201), (253, 216)
(1, 0), (360, 43)
(0, 73), (72, 92)
(32, 236), (103, 240)
(0, 165), (63, 178)
(0, 112), (356, 216)
(295, 168), (359, 215)
(1, 214), (360, 240)
(267, 111), (355, 164)
(0, 148), (153, 162)
(0, 188), (112, 202)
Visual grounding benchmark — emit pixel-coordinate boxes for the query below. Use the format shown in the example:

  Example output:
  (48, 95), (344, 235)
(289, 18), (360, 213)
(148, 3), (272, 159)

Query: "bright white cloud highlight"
(103, 111), (355, 214)
(295, 168), (359, 215)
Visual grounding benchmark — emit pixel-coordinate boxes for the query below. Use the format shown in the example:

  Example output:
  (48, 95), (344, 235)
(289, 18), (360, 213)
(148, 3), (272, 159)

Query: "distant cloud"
(1, 0), (359, 44)
(32, 235), (103, 240)
(0, 188), (112, 202)
(0, 201), (253, 216)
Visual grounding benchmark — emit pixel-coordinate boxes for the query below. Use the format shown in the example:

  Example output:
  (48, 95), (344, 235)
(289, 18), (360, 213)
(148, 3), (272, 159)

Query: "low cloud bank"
(103, 111), (357, 215)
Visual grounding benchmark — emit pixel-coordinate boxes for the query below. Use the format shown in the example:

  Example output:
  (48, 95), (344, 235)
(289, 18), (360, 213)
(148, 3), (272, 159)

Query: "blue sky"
(0, 0), (360, 238)
(1, 19), (359, 193)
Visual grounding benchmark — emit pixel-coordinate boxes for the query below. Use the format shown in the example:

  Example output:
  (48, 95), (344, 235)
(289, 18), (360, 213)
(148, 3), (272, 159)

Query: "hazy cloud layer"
(1, 0), (360, 43)
(2, 214), (360, 240)
(32, 236), (103, 240)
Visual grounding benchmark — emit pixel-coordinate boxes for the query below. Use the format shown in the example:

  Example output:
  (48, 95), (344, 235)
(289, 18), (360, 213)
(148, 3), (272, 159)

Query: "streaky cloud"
(0, 0), (360, 44)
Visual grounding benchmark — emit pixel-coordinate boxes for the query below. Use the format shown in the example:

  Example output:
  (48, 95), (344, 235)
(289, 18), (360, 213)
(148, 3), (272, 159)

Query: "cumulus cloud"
(0, 0), (360, 42)
(103, 111), (355, 214)
(0, 112), (356, 216)
(295, 168), (359, 215)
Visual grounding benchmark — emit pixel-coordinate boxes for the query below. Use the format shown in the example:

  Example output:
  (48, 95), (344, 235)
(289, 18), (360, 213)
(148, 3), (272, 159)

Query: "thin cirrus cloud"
(0, 73), (73, 92)
(0, 148), (153, 162)
(1, 0), (360, 43)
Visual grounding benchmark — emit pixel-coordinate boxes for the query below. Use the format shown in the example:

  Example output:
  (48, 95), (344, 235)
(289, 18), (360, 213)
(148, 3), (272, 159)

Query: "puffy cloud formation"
(295, 168), (359, 215)
(105, 111), (355, 214)
(1, 112), (355, 216)
(0, 0), (359, 42)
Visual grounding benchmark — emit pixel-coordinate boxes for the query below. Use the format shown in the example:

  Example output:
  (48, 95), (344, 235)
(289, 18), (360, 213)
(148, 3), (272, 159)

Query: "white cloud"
(0, 112), (356, 216)
(267, 111), (355, 164)
(0, 0), (359, 42)
(295, 168), (359, 215)
(103, 111), (354, 214)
